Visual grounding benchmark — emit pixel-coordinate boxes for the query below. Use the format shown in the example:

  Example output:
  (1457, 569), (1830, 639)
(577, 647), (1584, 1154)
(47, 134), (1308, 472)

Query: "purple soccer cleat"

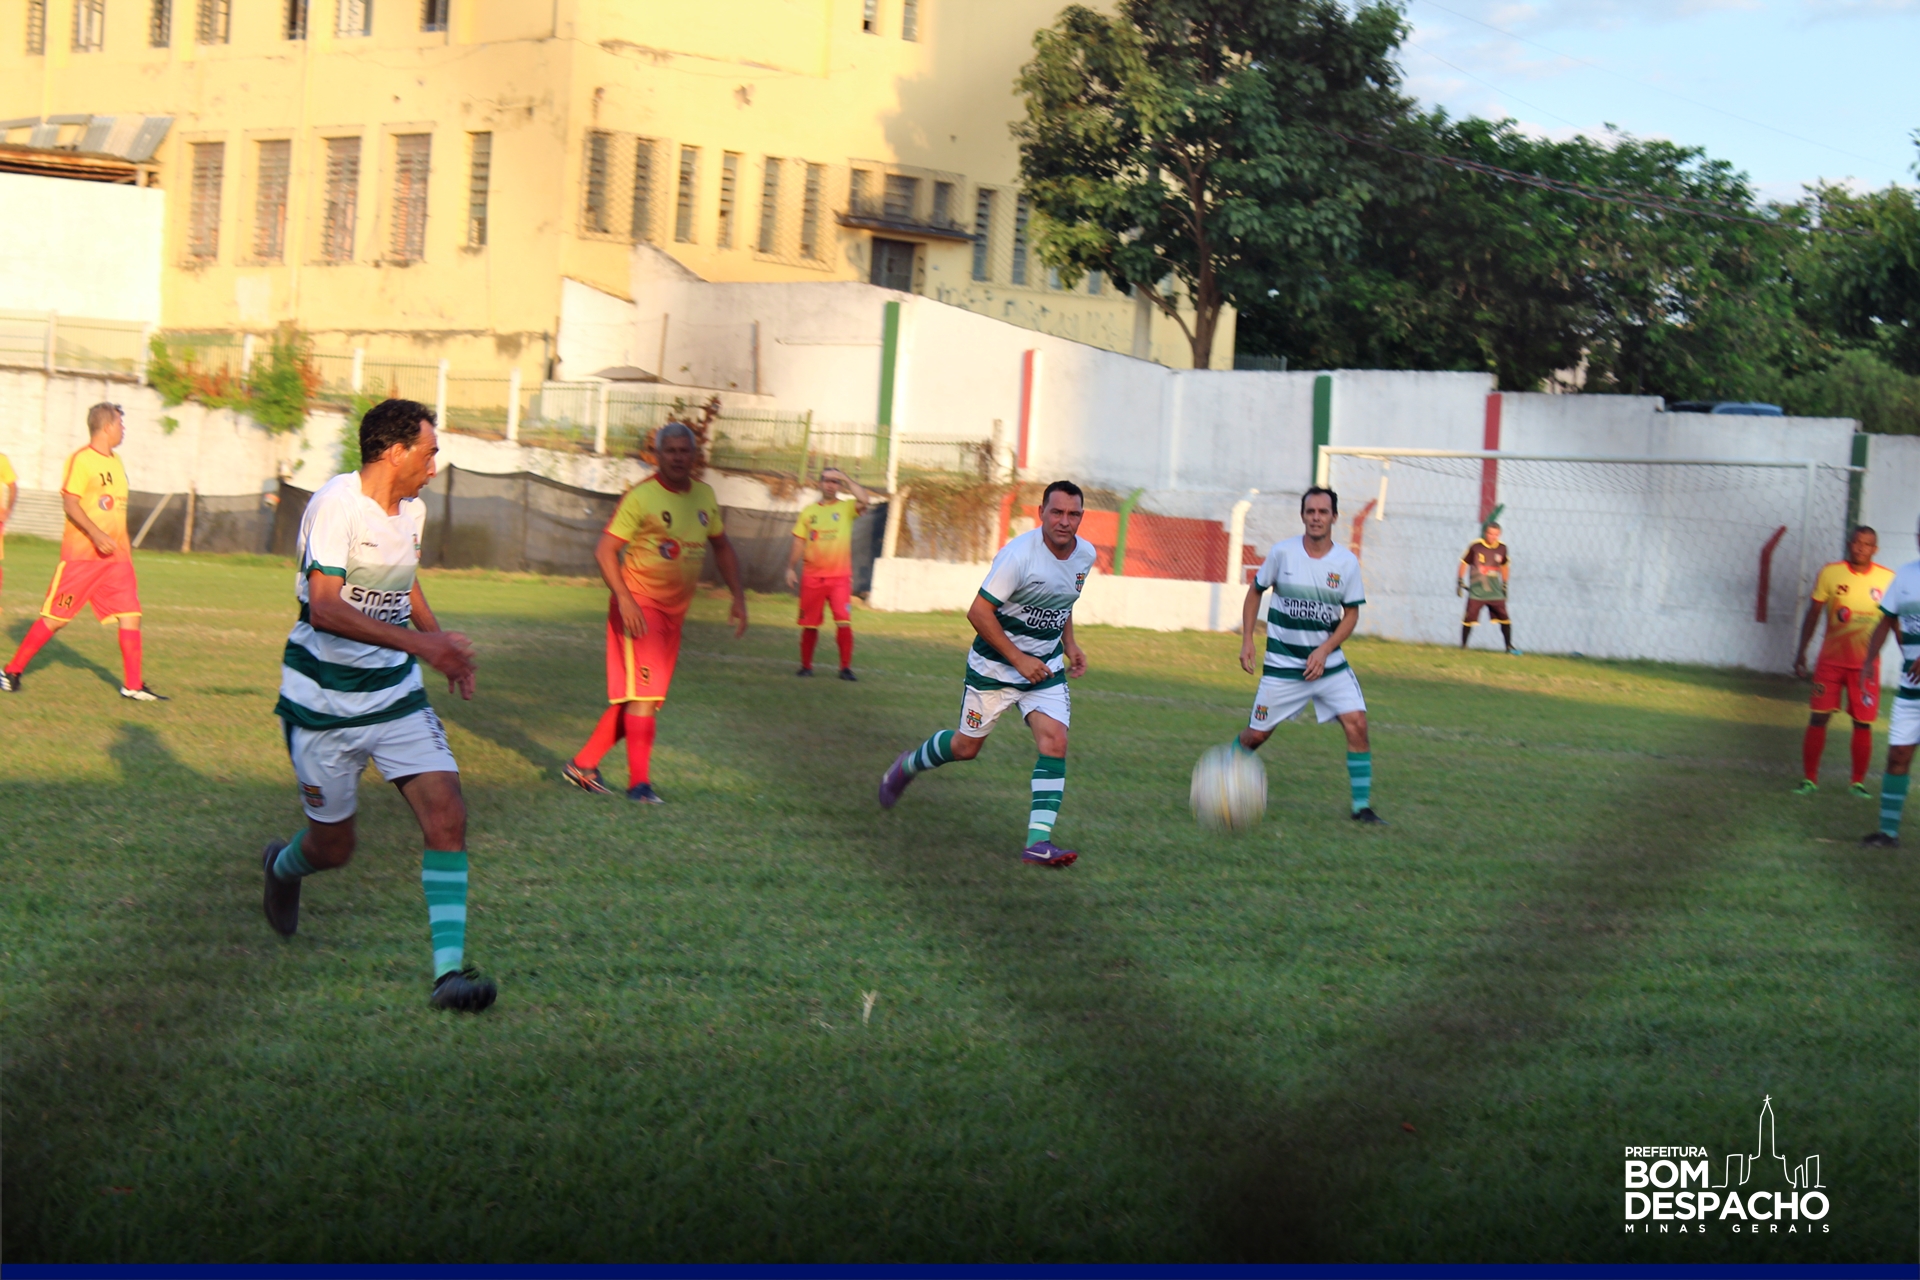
(878, 749), (916, 810)
(1022, 840), (1078, 868)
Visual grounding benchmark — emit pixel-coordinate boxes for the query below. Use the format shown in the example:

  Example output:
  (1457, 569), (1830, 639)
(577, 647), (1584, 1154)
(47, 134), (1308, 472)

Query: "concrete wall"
(871, 558), (1243, 632)
(0, 173), (164, 322)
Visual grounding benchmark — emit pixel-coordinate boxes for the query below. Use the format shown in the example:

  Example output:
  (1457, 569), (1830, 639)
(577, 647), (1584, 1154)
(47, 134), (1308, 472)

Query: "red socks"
(799, 627), (819, 670)
(1851, 724), (1873, 785)
(836, 624), (853, 670)
(118, 628), (143, 690)
(1802, 723), (1827, 783)
(574, 704), (625, 769)
(624, 711), (657, 787)
(7, 618), (54, 675)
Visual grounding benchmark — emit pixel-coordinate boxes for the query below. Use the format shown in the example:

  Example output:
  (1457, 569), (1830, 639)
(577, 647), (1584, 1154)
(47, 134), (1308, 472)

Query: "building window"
(717, 152), (740, 248)
(849, 168), (873, 218)
(390, 133), (430, 262)
(755, 158), (781, 254)
(196, 0), (229, 43)
(902, 0), (918, 40)
(1011, 194), (1030, 286)
(1088, 269), (1103, 296)
(150, 0), (172, 46)
(72, 0), (105, 51)
(421, 0), (447, 32)
(883, 174), (918, 222)
(582, 131), (612, 234)
(630, 139), (655, 242)
(467, 132), (490, 247)
(336, 0), (370, 37)
(674, 146), (698, 243)
(323, 136), (360, 261)
(254, 139), (291, 261)
(188, 142), (224, 261)
(27, 0), (47, 55)
(285, 0), (307, 38)
(870, 238), (915, 292)
(861, 0), (877, 33)
(932, 180), (953, 227)
(799, 163), (824, 259)
(971, 188), (993, 281)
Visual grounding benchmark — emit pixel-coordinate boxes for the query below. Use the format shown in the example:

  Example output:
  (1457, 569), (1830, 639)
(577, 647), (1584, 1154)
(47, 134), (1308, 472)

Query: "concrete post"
(350, 347), (365, 393)
(506, 367), (522, 443)
(594, 381), (610, 455)
(882, 485), (910, 560)
(1226, 492), (1257, 587)
(435, 359), (449, 430)
(241, 333), (256, 374)
(44, 311), (57, 375)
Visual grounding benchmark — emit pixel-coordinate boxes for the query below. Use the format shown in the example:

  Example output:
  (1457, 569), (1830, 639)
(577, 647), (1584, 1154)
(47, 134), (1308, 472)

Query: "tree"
(1014, 0), (1410, 369)
(1793, 164), (1920, 377)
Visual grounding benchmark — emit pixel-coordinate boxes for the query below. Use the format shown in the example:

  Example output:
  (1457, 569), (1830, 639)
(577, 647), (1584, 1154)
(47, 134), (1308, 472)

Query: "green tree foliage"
(1014, 0), (1409, 368)
(147, 331), (317, 434)
(1791, 173), (1920, 377)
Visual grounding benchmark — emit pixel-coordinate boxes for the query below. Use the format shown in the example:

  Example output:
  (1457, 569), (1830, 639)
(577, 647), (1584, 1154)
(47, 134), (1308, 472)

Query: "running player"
(1861, 520), (1918, 848)
(0, 403), (166, 700)
(1792, 526), (1894, 796)
(1457, 520), (1519, 654)
(1229, 485), (1384, 824)
(785, 465), (873, 680)
(877, 481), (1094, 867)
(0, 449), (16, 609)
(261, 399), (496, 1012)
(562, 422), (749, 802)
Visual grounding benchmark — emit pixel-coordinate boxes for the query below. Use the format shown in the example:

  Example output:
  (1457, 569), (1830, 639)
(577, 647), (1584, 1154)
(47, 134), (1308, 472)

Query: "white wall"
(871, 558), (1242, 632)
(0, 174), (164, 323)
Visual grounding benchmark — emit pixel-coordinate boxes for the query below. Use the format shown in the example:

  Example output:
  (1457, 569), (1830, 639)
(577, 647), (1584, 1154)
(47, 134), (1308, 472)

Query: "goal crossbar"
(1315, 446), (1859, 486)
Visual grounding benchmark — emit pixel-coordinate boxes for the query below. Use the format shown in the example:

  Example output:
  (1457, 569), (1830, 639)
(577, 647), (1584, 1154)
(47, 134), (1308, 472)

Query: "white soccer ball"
(1189, 743), (1267, 831)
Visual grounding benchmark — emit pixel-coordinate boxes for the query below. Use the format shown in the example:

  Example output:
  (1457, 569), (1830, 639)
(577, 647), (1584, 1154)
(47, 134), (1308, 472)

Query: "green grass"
(1, 535), (1914, 1264)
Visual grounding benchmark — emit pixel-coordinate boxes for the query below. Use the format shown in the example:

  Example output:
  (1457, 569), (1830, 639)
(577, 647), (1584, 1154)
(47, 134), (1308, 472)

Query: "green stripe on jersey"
(963, 666), (1067, 693)
(995, 614), (1067, 642)
(971, 636), (1063, 666)
(282, 641), (418, 693)
(274, 687), (429, 731)
(1261, 661), (1348, 681)
(306, 561), (347, 578)
(1266, 637), (1331, 659)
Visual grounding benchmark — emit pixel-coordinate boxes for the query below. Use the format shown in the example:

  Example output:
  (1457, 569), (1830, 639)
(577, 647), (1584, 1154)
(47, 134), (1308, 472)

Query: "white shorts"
(959, 680), (1071, 738)
(1249, 666), (1367, 729)
(286, 706), (458, 823)
(1890, 694), (1920, 748)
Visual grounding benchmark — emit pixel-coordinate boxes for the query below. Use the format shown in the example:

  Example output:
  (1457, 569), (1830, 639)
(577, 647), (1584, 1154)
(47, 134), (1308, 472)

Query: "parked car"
(1665, 400), (1785, 415)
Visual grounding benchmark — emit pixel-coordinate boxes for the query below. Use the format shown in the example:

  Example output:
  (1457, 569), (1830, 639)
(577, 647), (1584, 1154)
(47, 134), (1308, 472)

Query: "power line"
(1403, 37), (1583, 131)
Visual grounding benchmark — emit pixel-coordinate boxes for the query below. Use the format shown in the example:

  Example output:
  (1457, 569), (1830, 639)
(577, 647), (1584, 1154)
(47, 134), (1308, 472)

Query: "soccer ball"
(1189, 743), (1267, 831)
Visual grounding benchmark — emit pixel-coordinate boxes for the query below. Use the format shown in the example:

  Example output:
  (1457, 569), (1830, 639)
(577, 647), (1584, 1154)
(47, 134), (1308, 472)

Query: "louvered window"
(188, 142), (224, 261)
(467, 132), (491, 247)
(932, 181), (953, 226)
(582, 131), (611, 234)
(630, 139), (655, 243)
(861, 0), (877, 32)
(421, 0), (447, 31)
(883, 174), (918, 221)
(323, 137), (361, 262)
(971, 188), (993, 281)
(285, 0), (307, 38)
(1011, 194), (1030, 285)
(756, 159), (781, 254)
(335, 0), (370, 37)
(254, 140), (291, 261)
(717, 152), (740, 248)
(73, 0), (105, 50)
(390, 133), (430, 262)
(150, 0), (172, 46)
(196, 0), (229, 43)
(27, 1), (47, 55)
(800, 163), (824, 259)
(902, 0), (918, 40)
(674, 146), (698, 243)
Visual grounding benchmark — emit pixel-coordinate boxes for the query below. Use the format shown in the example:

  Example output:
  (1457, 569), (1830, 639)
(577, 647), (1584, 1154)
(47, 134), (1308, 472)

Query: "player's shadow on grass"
(1, 614), (121, 690)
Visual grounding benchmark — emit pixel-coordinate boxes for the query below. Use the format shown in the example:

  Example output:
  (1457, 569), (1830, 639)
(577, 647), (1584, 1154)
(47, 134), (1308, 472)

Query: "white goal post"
(1313, 447), (1859, 667)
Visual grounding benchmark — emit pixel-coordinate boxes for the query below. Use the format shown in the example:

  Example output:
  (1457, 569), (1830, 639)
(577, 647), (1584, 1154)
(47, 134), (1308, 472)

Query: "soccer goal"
(1317, 447), (1858, 667)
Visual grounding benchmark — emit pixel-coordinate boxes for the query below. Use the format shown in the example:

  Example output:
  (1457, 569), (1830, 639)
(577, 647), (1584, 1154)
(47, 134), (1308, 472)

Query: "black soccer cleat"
(1860, 831), (1901, 849)
(839, 667), (858, 682)
(795, 666), (813, 677)
(562, 761), (614, 795)
(626, 782), (665, 804)
(1351, 807), (1389, 826)
(0, 669), (22, 693)
(430, 967), (498, 1012)
(261, 839), (301, 937)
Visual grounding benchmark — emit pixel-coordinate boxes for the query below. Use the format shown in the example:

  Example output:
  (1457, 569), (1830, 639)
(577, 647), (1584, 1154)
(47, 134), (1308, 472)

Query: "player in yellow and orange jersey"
(1, 403), (166, 700)
(784, 466), (873, 680)
(1793, 525), (1895, 795)
(562, 423), (748, 803)
(0, 448), (17, 610)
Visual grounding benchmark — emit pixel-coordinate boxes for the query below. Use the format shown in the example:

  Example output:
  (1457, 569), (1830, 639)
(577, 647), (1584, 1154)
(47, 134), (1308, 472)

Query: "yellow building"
(2, 0), (1232, 379)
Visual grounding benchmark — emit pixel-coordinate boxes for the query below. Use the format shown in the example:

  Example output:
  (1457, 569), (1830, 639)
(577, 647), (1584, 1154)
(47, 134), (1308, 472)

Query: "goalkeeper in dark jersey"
(1458, 520), (1520, 655)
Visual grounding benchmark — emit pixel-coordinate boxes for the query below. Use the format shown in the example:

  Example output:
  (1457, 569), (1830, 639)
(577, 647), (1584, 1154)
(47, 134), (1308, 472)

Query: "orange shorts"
(798, 573), (853, 628)
(606, 597), (684, 704)
(1810, 659), (1880, 721)
(41, 556), (141, 624)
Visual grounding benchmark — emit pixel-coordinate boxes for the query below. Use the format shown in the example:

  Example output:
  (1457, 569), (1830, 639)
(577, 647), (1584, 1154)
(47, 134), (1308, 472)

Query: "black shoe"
(626, 783), (665, 804)
(0, 670), (21, 693)
(431, 967), (498, 1012)
(261, 839), (300, 937)
(1861, 831), (1901, 849)
(562, 761), (615, 795)
(795, 666), (813, 677)
(839, 667), (858, 682)
(1351, 807), (1389, 825)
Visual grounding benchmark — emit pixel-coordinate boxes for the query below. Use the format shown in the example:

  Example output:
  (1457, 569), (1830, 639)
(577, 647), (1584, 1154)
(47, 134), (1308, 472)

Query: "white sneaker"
(119, 685), (170, 702)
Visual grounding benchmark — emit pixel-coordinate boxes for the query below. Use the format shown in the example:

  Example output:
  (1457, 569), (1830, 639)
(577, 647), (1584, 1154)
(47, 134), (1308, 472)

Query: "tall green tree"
(1014, 0), (1410, 368)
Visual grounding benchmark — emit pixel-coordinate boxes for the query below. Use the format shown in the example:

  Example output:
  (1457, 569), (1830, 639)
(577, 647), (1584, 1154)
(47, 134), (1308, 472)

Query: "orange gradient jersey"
(1811, 560), (1896, 668)
(60, 445), (130, 561)
(606, 476), (724, 615)
(793, 498), (858, 577)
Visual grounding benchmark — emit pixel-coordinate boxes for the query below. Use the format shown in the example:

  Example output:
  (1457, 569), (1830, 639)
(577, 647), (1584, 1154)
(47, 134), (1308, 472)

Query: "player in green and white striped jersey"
(1229, 485), (1386, 824)
(1861, 519), (1920, 848)
(878, 481), (1095, 866)
(260, 400), (497, 1012)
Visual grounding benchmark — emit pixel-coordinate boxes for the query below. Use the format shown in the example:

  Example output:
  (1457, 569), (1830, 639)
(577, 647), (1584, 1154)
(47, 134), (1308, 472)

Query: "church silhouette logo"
(1714, 1095), (1823, 1191)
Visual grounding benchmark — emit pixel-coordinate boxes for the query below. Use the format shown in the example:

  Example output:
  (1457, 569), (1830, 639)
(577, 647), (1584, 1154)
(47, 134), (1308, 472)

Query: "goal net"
(1319, 449), (1856, 668)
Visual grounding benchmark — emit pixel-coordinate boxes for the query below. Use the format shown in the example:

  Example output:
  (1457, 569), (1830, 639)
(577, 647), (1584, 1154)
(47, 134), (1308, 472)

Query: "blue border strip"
(4, 1266), (1913, 1279)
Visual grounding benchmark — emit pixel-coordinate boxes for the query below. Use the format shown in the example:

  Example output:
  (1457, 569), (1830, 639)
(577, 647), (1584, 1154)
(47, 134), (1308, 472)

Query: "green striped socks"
(1028, 754), (1067, 845)
(271, 829), (318, 881)
(904, 729), (958, 776)
(421, 850), (469, 979)
(1347, 752), (1373, 814)
(1880, 773), (1910, 839)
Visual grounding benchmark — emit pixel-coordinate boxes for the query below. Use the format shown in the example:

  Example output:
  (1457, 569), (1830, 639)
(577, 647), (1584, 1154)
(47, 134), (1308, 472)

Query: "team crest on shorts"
(301, 783), (325, 809)
(1254, 704), (1270, 721)
(658, 538), (681, 560)
(640, 665), (653, 683)
(965, 708), (983, 729)
(1812, 681), (1826, 697)
(1326, 571), (1341, 589)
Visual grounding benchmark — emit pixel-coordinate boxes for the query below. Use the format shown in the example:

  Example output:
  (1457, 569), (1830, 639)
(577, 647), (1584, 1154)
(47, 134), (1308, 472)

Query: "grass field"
(1, 536), (1914, 1264)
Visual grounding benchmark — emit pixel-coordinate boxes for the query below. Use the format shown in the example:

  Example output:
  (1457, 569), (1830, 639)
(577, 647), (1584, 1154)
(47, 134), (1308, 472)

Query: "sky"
(1396, 0), (1919, 204)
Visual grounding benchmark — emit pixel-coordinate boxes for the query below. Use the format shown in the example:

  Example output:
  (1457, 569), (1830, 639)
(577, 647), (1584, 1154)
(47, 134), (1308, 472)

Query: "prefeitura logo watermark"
(1623, 1096), (1831, 1237)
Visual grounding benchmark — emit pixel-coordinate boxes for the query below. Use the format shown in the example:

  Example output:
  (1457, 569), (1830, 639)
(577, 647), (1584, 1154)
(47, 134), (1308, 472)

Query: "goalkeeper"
(1457, 519), (1519, 654)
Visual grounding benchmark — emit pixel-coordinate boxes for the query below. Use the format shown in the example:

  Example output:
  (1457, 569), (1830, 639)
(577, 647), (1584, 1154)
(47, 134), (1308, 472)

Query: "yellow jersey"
(793, 498), (860, 578)
(1810, 559), (1896, 669)
(606, 475), (724, 615)
(0, 452), (15, 488)
(60, 445), (130, 562)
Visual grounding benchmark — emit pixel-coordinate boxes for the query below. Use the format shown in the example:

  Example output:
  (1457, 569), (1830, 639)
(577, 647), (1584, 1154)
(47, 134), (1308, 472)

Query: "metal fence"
(0, 309), (151, 379)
